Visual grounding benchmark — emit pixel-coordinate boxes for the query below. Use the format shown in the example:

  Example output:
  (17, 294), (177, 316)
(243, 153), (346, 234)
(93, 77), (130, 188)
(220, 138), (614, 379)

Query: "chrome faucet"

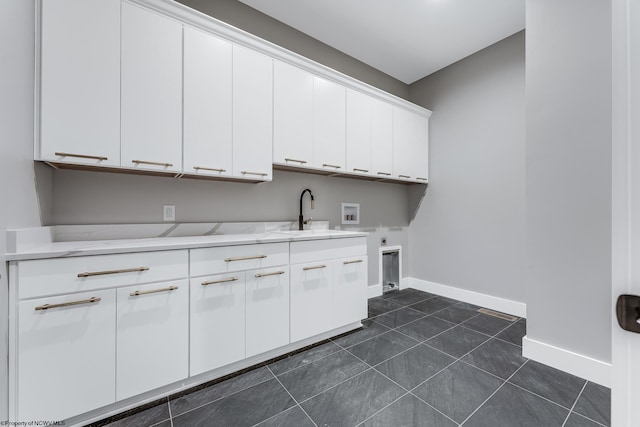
(299, 189), (314, 230)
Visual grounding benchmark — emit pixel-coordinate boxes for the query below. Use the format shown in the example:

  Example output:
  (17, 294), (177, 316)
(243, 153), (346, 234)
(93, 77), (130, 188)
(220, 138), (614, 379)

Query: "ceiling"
(237, 0), (525, 84)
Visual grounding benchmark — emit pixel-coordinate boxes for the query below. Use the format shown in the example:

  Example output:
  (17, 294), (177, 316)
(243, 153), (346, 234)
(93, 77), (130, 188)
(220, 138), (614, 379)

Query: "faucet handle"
(303, 217), (313, 226)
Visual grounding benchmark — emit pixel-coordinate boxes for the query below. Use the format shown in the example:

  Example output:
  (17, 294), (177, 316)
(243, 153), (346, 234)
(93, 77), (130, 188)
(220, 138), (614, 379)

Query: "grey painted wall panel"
(0, 0), (44, 418)
(176, 0), (409, 99)
(525, 0), (611, 362)
(407, 32), (526, 303)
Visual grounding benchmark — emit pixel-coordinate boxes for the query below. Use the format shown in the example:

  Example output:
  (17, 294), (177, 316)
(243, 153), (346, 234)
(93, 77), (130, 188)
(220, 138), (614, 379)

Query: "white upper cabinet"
(39, 0), (120, 166)
(183, 27), (233, 178)
(233, 45), (273, 181)
(273, 60), (313, 167)
(121, 3), (182, 172)
(345, 89), (372, 175)
(346, 90), (395, 178)
(36, 0), (430, 185)
(393, 107), (429, 182)
(312, 76), (346, 171)
(371, 98), (394, 178)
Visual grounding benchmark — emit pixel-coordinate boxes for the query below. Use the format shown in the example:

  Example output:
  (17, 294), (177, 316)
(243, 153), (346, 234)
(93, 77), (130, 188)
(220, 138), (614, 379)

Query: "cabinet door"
(190, 273), (245, 376)
(273, 61), (313, 167)
(183, 27), (233, 177)
(17, 290), (116, 421)
(245, 267), (289, 357)
(345, 89), (372, 175)
(39, 0), (120, 166)
(333, 257), (368, 327)
(290, 262), (334, 342)
(233, 45), (273, 181)
(116, 280), (188, 400)
(371, 98), (394, 178)
(121, 3), (182, 172)
(411, 117), (429, 182)
(313, 76), (346, 171)
(393, 107), (429, 182)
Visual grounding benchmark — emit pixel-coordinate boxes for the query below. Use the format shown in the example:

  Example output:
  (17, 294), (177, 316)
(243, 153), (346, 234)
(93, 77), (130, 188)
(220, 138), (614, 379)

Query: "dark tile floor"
(93, 288), (611, 427)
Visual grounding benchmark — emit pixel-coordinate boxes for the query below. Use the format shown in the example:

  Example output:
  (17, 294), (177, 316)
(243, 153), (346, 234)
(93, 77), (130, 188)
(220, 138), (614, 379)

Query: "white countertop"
(6, 223), (367, 261)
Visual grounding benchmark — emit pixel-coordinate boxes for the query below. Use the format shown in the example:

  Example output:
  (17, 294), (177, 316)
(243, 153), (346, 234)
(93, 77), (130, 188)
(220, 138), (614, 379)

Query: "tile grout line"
(338, 347), (459, 427)
(561, 381), (588, 427)
(168, 368), (277, 420)
(562, 382), (609, 427)
(167, 398), (174, 427)
(506, 378), (585, 413)
(262, 365), (318, 427)
(407, 391), (462, 426)
(459, 359), (530, 426)
(352, 392), (412, 427)
(268, 343), (344, 377)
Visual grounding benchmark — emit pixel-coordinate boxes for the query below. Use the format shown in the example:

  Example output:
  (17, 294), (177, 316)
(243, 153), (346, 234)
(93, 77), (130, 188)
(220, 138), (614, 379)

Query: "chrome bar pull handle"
(35, 297), (101, 311)
(303, 264), (327, 271)
(376, 172), (391, 176)
(194, 166), (226, 173)
(224, 255), (267, 262)
(241, 171), (268, 177)
(54, 152), (108, 161)
(78, 267), (149, 278)
(343, 259), (364, 265)
(130, 286), (178, 297)
(416, 177), (428, 181)
(201, 277), (239, 286)
(132, 160), (173, 167)
(353, 168), (369, 173)
(399, 174), (411, 179)
(284, 158), (307, 164)
(255, 271), (285, 278)
(322, 163), (341, 169)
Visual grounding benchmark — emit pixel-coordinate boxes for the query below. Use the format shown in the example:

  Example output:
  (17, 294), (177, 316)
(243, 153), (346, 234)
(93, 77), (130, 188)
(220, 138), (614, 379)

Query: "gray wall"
(407, 32), (526, 304)
(525, 0), (611, 363)
(51, 169), (411, 287)
(0, 0), (45, 418)
(176, 0), (409, 99)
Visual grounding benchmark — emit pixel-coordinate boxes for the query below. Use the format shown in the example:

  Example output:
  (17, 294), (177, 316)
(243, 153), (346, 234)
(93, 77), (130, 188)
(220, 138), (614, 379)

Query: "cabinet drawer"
(18, 250), (188, 299)
(290, 237), (366, 264)
(190, 242), (288, 277)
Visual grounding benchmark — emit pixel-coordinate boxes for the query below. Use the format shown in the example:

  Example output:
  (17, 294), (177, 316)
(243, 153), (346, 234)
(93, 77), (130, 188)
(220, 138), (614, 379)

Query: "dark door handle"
(616, 294), (640, 333)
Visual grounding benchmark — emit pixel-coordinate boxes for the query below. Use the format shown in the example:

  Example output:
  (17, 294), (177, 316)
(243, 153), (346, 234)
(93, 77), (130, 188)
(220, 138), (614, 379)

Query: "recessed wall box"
(341, 203), (360, 225)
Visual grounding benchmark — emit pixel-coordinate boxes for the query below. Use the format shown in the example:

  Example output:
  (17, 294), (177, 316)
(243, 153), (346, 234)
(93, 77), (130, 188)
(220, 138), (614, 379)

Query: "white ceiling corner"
(237, 0), (525, 84)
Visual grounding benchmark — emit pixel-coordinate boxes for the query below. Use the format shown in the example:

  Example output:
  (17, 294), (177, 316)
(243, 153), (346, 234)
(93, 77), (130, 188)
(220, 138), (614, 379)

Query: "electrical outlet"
(163, 205), (175, 222)
(381, 237), (387, 246)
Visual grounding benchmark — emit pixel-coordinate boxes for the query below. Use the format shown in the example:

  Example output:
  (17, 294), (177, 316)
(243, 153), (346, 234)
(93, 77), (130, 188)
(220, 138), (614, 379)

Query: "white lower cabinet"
(190, 273), (246, 376)
(11, 238), (366, 423)
(290, 262), (333, 341)
(116, 280), (189, 400)
(246, 267), (290, 357)
(17, 289), (116, 422)
(334, 257), (368, 327)
(290, 238), (368, 341)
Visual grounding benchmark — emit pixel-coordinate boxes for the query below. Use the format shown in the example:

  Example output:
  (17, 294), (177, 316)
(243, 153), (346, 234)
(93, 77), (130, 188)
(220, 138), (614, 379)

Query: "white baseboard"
(523, 336), (611, 387)
(406, 278), (527, 318)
